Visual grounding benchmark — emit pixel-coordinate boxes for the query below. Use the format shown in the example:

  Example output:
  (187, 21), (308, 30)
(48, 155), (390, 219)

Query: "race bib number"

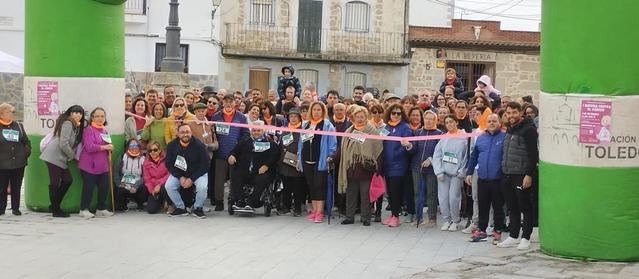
(2, 129), (19, 142)
(378, 127), (390, 136)
(174, 155), (188, 171)
(254, 142), (270, 152)
(122, 174), (137, 185)
(216, 124), (230, 135)
(101, 133), (112, 144)
(282, 133), (293, 146)
(351, 130), (366, 144)
(301, 132), (314, 143)
(443, 152), (458, 165)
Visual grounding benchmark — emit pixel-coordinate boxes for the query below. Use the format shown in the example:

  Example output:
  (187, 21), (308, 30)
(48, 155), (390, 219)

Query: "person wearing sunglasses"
(143, 141), (171, 214)
(381, 103), (414, 227)
(164, 97), (196, 144)
(113, 139), (147, 212)
(206, 96), (220, 120)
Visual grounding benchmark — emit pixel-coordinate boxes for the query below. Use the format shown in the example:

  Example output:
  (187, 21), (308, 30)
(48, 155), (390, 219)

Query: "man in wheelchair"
(227, 120), (280, 212)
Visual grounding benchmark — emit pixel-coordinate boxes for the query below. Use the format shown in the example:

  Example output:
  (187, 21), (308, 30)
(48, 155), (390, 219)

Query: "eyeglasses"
(149, 148), (160, 153)
(174, 104), (185, 108)
(371, 111), (382, 114)
(391, 111), (402, 116)
(208, 101), (218, 105)
(129, 143), (140, 148)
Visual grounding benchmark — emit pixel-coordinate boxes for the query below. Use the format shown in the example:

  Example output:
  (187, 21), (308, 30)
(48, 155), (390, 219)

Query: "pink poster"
(579, 100), (612, 144)
(37, 81), (59, 116)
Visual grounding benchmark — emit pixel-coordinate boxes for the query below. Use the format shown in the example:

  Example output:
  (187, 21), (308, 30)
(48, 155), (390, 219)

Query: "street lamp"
(212, 0), (222, 19)
(160, 0), (185, 73)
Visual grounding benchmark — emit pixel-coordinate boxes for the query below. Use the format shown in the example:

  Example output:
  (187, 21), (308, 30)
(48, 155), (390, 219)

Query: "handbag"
(369, 174), (386, 203)
(283, 151), (298, 168)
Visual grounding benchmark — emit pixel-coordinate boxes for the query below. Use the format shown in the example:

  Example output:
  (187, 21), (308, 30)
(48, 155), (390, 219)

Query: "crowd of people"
(0, 66), (540, 250)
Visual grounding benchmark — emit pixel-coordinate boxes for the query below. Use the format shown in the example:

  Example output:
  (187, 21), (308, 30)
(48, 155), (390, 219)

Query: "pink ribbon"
(128, 112), (480, 141)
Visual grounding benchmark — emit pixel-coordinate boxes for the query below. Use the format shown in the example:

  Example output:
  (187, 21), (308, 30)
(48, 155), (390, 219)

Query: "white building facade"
(0, 0), (221, 95)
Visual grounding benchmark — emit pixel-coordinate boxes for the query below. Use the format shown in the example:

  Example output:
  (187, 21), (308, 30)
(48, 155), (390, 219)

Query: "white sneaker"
(517, 238), (531, 250)
(462, 223), (477, 234)
(403, 214), (415, 224)
(497, 236), (520, 248)
(440, 222), (451, 231)
(448, 222), (459, 232)
(486, 226), (494, 235)
(79, 210), (94, 219)
(95, 210), (114, 218)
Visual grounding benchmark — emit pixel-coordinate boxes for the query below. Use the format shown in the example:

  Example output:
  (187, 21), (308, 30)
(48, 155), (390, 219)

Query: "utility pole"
(160, 0), (185, 72)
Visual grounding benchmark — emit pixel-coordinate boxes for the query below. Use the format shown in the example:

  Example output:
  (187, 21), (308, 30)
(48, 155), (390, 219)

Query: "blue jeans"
(165, 174), (208, 209)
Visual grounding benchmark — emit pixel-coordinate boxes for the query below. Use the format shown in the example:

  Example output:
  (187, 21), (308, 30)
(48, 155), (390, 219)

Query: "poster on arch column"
(539, 93), (639, 168)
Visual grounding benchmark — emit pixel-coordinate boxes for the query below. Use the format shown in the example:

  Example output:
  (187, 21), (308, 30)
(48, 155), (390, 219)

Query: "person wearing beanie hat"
(278, 106), (306, 216)
(277, 65), (302, 100)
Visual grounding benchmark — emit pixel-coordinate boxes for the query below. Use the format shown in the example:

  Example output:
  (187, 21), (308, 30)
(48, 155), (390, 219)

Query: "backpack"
(39, 132), (54, 153)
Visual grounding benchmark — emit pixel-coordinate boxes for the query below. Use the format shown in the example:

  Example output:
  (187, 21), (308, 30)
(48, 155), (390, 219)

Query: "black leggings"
(80, 171), (109, 211)
(46, 163), (73, 211)
(303, 163), (327, 201)
(386, 176), (403, 217)
(281, 175), (307, 211)
(0, 167), (25, 211)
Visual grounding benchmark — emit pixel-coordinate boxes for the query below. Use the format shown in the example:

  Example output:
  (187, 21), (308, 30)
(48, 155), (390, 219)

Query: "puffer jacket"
(382, 120), (414, 177)
(212, 110), (249, 159)
(142, 154), (169, 194)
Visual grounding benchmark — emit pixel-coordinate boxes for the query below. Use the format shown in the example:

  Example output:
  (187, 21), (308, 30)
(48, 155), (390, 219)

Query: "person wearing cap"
(384, 93), (401, 107)
(201, 86), (217, 104)
(278, 107), (307, 216)
(188, 102), (218, 158)
(210, 93), (250, 211)
(277, 65), (302, 100)
(112, 138), (147, 211)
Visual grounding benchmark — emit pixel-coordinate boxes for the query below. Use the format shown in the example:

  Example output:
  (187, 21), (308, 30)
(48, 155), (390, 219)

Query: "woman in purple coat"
(78, 107), (114, 219)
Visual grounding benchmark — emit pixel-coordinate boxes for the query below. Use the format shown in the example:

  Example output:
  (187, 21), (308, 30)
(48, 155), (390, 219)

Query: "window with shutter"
(344, 72), (366, 97)
(345, 1), (370, 32)
(250, 0), (275, 25)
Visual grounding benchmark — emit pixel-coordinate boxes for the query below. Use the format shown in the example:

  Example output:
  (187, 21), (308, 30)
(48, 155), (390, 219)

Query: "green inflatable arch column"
(23, 0), (127, 212)
(539, 0), (639, 261)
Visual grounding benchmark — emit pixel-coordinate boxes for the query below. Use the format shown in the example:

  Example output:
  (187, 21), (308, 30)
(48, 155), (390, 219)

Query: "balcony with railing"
(221, 23), (409, 65)
(125, 0), (147, 15)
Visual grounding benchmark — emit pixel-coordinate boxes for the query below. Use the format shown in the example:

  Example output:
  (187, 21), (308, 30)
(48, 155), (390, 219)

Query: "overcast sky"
(452, 0), (541, 31)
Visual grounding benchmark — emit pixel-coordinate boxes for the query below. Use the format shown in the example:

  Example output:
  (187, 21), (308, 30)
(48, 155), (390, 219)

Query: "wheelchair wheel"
(228, 201), (234, 215)
(264, 203), (272, 217)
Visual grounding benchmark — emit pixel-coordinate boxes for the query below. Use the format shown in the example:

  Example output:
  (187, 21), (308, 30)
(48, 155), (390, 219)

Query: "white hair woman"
(0, 103), (31, 216)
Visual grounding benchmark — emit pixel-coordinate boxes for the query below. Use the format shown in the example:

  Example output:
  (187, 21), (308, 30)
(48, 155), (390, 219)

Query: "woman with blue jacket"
(411, 110), (443, 226)
(433, 115), (468, 232)
(381, 104), (414, 227)
(297, 101), (336, 223)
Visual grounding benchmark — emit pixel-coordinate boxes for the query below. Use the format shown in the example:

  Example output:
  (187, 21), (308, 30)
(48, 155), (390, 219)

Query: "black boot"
(48, 184), (56, 213)
(52, 182), (71, 217)
(214, 200), (224, 211)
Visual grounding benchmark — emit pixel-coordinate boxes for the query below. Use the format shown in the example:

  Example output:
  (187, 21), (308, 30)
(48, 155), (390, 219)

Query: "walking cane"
(108, 150), (115, 213)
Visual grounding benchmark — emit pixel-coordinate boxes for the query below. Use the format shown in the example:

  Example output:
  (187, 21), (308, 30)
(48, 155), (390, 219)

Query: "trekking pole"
(108, 150), (115, 213)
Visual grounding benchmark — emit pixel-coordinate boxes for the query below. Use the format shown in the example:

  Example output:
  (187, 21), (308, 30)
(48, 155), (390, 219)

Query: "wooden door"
(249, 68), (270, 95)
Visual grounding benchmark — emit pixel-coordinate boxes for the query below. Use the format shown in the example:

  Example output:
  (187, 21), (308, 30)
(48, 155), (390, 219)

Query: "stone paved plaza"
(0, 205), (636, 279)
